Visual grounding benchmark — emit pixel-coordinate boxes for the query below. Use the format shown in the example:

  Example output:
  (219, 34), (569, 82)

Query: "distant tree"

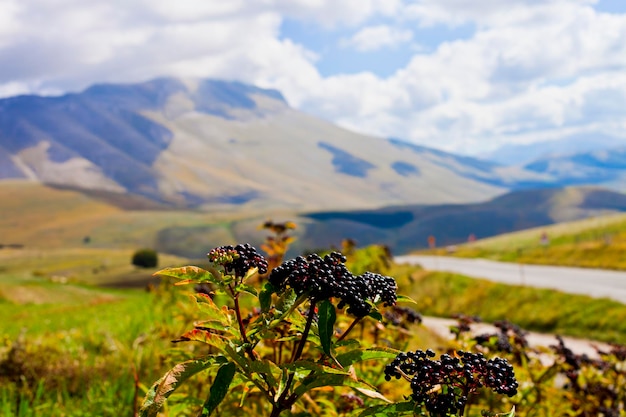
(132, 248), (158, 268)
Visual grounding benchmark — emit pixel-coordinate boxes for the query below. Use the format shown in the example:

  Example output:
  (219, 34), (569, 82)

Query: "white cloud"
(0, 0), (625, 155)
(402, 0), (597, 28)
(340, 25), (413, 51)
(271, 0), (403, 27)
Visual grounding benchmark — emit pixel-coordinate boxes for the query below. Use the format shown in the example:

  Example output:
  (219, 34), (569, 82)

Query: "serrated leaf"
(193, 293), (233, 327)
(358, 401), (418, 417)
(139, 358), (218, 417)
(154, 266), (217, 284)
(289, 360), (350, 376)
(396, 295), (418, 305)
(236, 283), (258, 297)
(224, 345), (251, 372)
(276, 288), (297, 313)
(259, 282), (276, 312)
(336, 347), (400, 368)
(275, 368), (289, 402)
(172, 329), (228, 350)
(292, 373), (379, 400)
(318, 299), (336, 356)
(200, 362), (237, 416)
(173, 279), (195, 286)
(353, 387), (392, 403)
(249, 359), (281, 387)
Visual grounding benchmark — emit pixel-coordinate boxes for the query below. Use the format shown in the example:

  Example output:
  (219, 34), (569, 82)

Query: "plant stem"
(231, 285), (256, 361)
(273, 302), (317, 417)
(290, 302), (316, 363)
(336, 317), (363, 343)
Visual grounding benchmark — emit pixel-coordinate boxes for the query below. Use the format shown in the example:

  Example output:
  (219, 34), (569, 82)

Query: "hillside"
(524, 146), (626, 192)
(0, 77), (530, 212)
(290, 186), (626, 255)
(432, 208), (626, 270)
(5, 182), (626, 259)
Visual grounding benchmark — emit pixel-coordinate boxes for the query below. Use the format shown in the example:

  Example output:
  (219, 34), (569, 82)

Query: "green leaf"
(249, 359), (282, 387)
(140, 358), (218, 417)
(193, 293), (233, 327)
(335, 347), (400, 368)
(224, 345), (251, 373)
(358, 401), (418, 417)
(172, 329), (228, 351)
(396, 294), (418, 305)
(242, 266), (259, 283)
(200, 362), (237, 416)
(368, 309), (383, 322)
(318, 299), (336, 356)
(154, 266), (218, 284)
(275, 369), (289, 402)
(292, 373), (379, 400)
(259, 282), (276, 312)
(353, 387), (392, 403)
(236, 283), (258, 297)
(289, 360), (350, 376)
(499, 406), (516, 417)
(276, 288), (297, 314)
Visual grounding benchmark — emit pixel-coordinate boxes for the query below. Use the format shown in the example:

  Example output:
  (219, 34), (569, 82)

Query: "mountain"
(0, 77), (523, 212)
(524, 147), (626, 192)
(285, 186), (626, 255)
(481, 133), (625, 166)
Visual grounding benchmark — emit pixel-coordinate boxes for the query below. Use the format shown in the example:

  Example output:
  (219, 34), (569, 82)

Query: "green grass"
(0, 247), (189, 288)
(424, 212), (626, 270)
(407, 270), (626, 344)
(0, 278), (201, 417)
(0, 181), (301, 258)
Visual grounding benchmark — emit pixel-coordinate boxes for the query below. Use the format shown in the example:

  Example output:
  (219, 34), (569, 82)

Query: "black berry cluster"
(268, 252), (397, 317)
(361, 271), (397, 307)
(384, 306), (423, 328)
(551, 336), (606, 384)
(551, 336), (624, 416)
(384, 350), (518, 416)
(474, 321), (531, 365)
(450, 313), (481, 338)
(208, 244), (268, 277)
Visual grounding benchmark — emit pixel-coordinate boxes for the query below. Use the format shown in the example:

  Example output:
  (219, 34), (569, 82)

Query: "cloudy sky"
(1, 0), (626, 156)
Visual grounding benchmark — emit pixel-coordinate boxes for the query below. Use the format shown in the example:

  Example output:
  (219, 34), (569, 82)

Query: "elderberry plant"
(384, 350), (518, 416)
(139, 241), (517, 417)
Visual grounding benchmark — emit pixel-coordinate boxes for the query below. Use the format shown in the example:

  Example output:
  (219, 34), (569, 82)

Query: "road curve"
(395, 255), (626, 304)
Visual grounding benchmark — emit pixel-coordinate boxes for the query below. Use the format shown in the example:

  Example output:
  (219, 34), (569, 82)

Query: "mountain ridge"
(0, 77), (519, 211)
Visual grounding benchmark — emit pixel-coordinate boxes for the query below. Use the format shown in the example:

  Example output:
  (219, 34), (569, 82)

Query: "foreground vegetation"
(3, 224), (626, 415)
(428, 213), (626, 269)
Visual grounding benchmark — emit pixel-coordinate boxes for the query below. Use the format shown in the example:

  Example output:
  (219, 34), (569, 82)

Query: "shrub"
(140, 243), (517, 417)
(131, 249), (158, 268)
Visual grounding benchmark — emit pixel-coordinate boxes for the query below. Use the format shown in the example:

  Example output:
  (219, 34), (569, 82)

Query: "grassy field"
(5, 181), (626, 415)
(407, 269), (626, 344)
(4, 240), (626, 415)
(423, 212), (626, 269)
(0, 244), (438, 416)
(0, 181), (296, 259)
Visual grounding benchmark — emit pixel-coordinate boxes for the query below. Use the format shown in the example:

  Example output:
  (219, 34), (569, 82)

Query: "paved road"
(395, 255), (626, 304)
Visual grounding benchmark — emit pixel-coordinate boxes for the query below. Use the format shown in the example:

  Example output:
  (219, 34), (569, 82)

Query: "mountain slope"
(0, 77), (517, 211)
(524, 147), (626, 191)
(290, 186), (626, 255)
(482, 133), (625, 166)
